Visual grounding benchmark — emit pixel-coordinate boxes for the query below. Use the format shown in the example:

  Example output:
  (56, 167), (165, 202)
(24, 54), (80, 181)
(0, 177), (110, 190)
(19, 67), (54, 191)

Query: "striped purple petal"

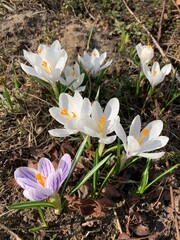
(38, 157), (55, 178)
(23, 188), (53, 201)
(58, 154), (71, 180)
(16, 177), (41, 190)
(46, 169), (63, 192)
(14, 167), (38, 186)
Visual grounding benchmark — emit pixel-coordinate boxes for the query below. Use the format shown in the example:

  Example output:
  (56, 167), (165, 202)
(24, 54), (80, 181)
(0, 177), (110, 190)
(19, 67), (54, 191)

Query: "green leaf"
(29, 224), (48, 233)
(9, 201), (55, 210)
(61, 135), (89, 195)
(145, 164), (180, 192)
(137, 158), (151, 194)
(4, 87), (13, 109)
(69, 153), (112, 196)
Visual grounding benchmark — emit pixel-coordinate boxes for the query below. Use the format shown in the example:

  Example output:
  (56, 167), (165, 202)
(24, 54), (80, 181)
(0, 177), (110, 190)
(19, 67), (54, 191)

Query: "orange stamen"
(36, 173), (46, 187)
(98, 116), (106, 135)
(60, 108), (77, 119)
(42, 61), (52, 73)
(37, 48), (42, 54)
(61, 108), (70, 117)
(137, 128), (149, 145)
(71, 71), (75, 78)
(93, 52), (97, 57)
(153, 70), (157, 76)
(147, 44), (152, 49)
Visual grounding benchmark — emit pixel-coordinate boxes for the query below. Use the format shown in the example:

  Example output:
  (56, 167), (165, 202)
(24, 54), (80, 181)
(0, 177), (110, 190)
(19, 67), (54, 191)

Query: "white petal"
(49, 128), (77, 137)
(138, 152), (165, 159)
(21, 63), (47, 81)
(142, 120), (163, 141)
(126, 136), (141, 156)
(140, 46), (154, 63)
(92, 101), (103, 122)
(140, 137), (169, 152)
(135, 43), (143, 58)
(99, 135), (116, 145)
(74, 62), (81, 76)
(59, 76), (67, 85)
(152, 62), (160, 74)
(55, 50), (67, 72)
(161, 64), (171, 75)
(129, 115), (141, 138)
(115, 121), (127, 146)
(104, 98), (119, 121)
(49, 107), (67, 125)
(81, 98), (92, 117)
(98, 59), (112, 71)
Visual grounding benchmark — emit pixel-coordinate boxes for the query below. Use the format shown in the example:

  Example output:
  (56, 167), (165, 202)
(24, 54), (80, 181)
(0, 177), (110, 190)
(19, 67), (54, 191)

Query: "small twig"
(82, 0), (95, 20)
(157, 0), (166, 42)
(113, 209), (123, 234)
(171, 0), (180, 13)
(0, 223), (22, 240)
(165, 159), (180, 240)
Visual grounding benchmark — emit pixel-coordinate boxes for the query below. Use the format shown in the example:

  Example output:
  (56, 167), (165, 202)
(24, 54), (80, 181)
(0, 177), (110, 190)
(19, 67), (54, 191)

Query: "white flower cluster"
(136, 43), (171, 88)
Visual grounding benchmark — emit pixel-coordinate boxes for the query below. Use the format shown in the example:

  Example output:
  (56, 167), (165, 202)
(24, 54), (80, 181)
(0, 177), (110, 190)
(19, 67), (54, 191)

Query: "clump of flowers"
(49, 91), (91, 138)
(78, 48), (112, 78)
(21, 40), (67, 85)
(115, 115), (169, 159)
(59, 62), (86, 92)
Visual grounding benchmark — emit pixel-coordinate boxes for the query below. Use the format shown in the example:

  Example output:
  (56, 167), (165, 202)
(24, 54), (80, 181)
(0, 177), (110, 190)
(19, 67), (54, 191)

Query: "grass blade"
(69, 153), (112, 196)
(61, 135), (89, 195)
(9, 201), (55, 210)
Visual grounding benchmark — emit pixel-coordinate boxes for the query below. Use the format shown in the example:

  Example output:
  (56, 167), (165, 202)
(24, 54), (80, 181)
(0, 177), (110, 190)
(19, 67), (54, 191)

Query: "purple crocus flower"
(14, 154), (71, 201)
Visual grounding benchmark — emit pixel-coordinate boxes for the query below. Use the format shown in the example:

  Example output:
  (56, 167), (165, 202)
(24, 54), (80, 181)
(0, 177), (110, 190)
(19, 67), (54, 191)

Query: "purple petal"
(14, 167), (38, 182)
(58, 154), (71, 180)
(46, 169), (63, 192)
(16, 177), (41, 190)
(23, 188), (53, 201)
(38, 157), (55, 178)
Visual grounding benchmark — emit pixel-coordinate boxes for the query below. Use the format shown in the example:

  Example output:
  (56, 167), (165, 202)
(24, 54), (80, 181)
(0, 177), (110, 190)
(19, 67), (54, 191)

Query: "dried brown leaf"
(6, 178), (18, 187)
(80, 198), (105, 217)
(117, 232), (131, 240)
(129, 223), (150, 236)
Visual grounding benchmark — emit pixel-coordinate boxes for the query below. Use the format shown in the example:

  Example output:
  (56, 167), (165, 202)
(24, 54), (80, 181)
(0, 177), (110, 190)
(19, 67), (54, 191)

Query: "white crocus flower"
(136, 43), (154, 64)
(21, 40), (67, 85)
(49, 92), (91, 138)
(78, 98), (120, 145)
(142, 62), (172, 88)
(59, 62), (85, 92)
(78, 49), (112, 78)
(115, 115), (169, 159)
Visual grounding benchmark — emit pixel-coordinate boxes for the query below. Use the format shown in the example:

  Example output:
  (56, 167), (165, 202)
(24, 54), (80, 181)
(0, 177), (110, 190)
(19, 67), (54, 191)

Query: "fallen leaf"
(129, 223), (150, 236)
(6, 178), (18, 187)
(117, 232), (130, 240)
(80, 198), (105, 217)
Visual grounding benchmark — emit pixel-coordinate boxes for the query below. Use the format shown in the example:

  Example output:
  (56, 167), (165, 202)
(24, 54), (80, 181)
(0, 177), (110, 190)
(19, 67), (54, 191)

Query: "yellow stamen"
(98, 116), (106, 135)
(71, 71), (75, 78)
(36, 173), (46, 187)
(93, 52), (97, 57)
(137, 128), (149, 145)
(72, 112), (77, 118)
(147, 44), (152, 49)
(37, 48), (42, 54)
(60, 108), (77, 120)
(42, 60), (52, 74)
(153, 70), (157, 76)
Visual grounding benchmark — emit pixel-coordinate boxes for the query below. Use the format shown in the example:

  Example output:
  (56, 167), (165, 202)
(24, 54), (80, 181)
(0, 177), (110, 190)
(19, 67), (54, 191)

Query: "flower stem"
(98, 143), (105, 157)
(50, 192), (62, 215)
(52, 83), (59, 101)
